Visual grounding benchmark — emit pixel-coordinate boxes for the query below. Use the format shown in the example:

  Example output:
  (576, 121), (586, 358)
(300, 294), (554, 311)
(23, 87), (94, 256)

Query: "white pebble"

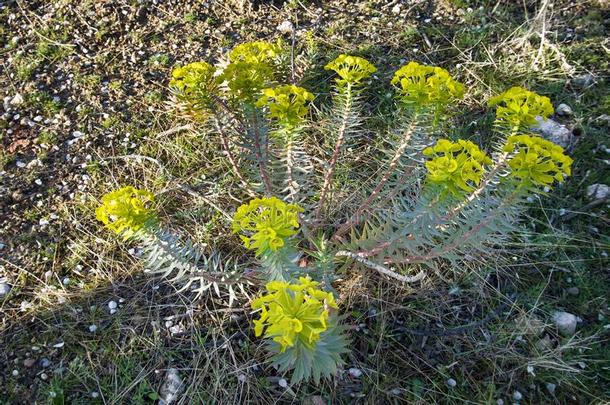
(278, 378), (288, 388)
(348, 368), (363, 378)
(108, 301), (117, 310)
(513, 390), (522, 401)
(88, 324), (97, 333)
(446, 378), (457, 388)
(12, 369), (18, 377)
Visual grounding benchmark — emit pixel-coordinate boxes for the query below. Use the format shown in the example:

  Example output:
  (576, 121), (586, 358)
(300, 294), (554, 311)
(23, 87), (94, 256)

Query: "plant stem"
(335, 250), (426, 283)
(333, 118), (418, 240)
(314, 84), (353, 222)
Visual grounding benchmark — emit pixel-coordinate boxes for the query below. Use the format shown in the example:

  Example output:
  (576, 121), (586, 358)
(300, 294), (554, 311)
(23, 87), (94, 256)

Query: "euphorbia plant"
(95, 40), (572, 384)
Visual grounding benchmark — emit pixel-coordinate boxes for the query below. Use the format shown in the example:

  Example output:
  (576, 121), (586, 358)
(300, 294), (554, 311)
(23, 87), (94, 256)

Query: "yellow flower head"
(391, 61), (464, 110)
(502, 134), (572, 188)
(488, 87), (554, 130)
(95, 186), (155, 239)
(324, 54), (377, 87)
(232, 197), (304, 256)
(423, 139), (492, 195)
(220, 41), (282, 102)
(229, 41), (281, 64)
(256, 84), (314, 126)
(170, 61), (217, 95)
(251, 277), (338, 352)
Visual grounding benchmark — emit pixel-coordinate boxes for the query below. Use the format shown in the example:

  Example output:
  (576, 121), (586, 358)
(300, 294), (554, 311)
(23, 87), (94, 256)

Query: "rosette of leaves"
(251, 277), (349, 384)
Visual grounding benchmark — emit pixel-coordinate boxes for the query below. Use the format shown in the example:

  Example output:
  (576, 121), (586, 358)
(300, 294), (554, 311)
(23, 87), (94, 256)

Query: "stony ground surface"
(1, 0), (609, 403)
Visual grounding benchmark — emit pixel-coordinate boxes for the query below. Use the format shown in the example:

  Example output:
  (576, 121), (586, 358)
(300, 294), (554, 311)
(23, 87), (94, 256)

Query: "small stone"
(391, 4), (401, 14)
(513, 390), (522, 401)
(0, 283), (11, 297)
(40, 358), (51, 368)
(546, 382), (556, 394)
(532, 117), (573, 148)
(10, 93), (24, 106)
(23, 358), (36, 368)
(572, 73), (595, 88)
(555, 103), (573, 116)
(586, 184), (609, 200)
(552, 311), (577, 336)
(108, 300), (118, 310)
(12, 369), (18, 377)
(496, 400), (504, 405)
(40, 373), (48, 380)
(62, 277), (70, 285)
(237, 374), (246, 383)
(566, 287), (579, 296)
(88, 324), (98, 333)
(91, 392), (99, 398)
(278, 378), (288, 388)
(446, 378), (457, 388)
(276, 21), (294, 34)
(159, 368), (183, 405)
(348, 368), (363, 378)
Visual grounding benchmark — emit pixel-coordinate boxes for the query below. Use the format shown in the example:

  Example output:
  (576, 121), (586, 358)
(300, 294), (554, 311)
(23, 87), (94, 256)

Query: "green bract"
(424, 139), (492, 196)
(391, 61), (464, 111)
(256, 84), (314, 126)
(488, 86), (554, 130)
(324, 54), (377, 87)
(252, 277), (338, 352)
(232, 197), (304, 256)
(503, 134), (573, 188)
(95, 186), (155, 239)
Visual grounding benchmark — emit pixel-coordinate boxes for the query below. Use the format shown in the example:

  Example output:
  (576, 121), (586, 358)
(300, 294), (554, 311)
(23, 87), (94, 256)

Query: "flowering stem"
(332, 118), (419, 240)
(314, 84), (353, 222)
(244, 107), (273, 195)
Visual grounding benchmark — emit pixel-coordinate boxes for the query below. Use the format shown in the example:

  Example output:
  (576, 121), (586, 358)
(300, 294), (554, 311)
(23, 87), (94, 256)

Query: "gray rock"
(532, 117), (573, 148)
(0, 283), (11, 297)
(546, 382), (556, 394)
(536, 334), (553, 351)
(159, 368), (183, 405)
(552, 311), (578, 337)
(555, 103), (573, 116)
(10, 93), (24, 106)
(586, 184), (609, 200)
(572, 73), (595, 88)
(23, 358), (36, 368)
(566, 287), (579, 296)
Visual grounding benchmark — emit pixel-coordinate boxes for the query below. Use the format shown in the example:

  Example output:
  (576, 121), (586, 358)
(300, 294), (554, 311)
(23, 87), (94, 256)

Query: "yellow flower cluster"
(324, 54), (377, 87)
(95, 186), (155, 239)
(424, 139), (492, 195)
(503, 134), (572, 188)
(488, 86), (554, 130)
(169, 61), (217, 96)
(220, 41), (281, 102)
(229, 41), (280, 64)
(256, 84), (314, 126)
(252, 277), (338, 352)
(391, 61), (464, 110)
(232, 197), (304, 256)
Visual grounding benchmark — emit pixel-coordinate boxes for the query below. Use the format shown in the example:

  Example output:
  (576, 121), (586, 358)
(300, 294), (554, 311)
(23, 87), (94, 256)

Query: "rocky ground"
(1, 0), (608, 403)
